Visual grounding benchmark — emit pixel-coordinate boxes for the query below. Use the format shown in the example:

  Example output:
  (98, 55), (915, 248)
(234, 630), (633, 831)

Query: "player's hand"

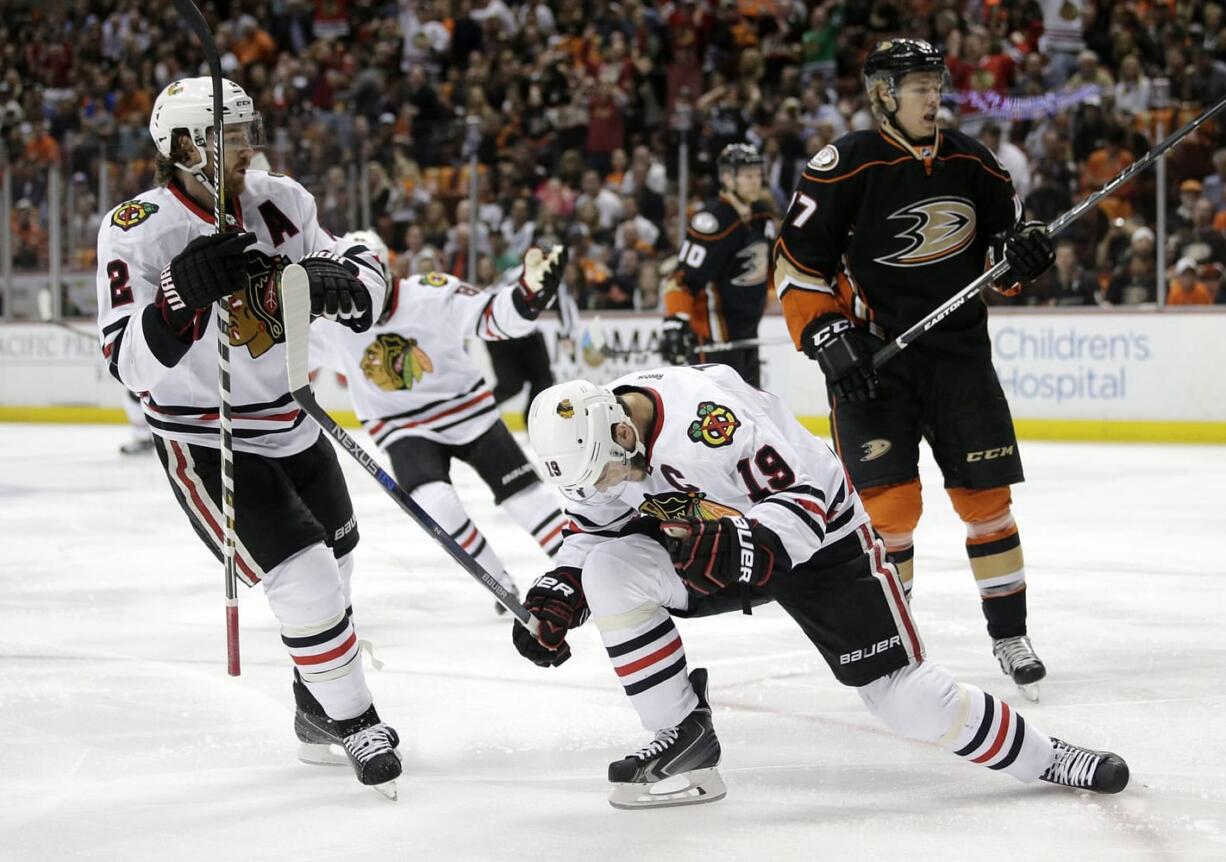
(801, 313), (881, 402)
(660, 315), (696, 365)
(301, 251), (373, 332)
(159, 231), (256, 341)
(513, 245), (568, 318)
(662, 517), (775, 596)
(1004, 220), (1055, 283)
(511, 567), (588, 668)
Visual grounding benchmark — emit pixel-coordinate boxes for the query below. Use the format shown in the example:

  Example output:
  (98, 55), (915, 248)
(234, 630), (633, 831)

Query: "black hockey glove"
(158, 231), (256, 342)
(801, 313), (881, 403)
(512, 567), (589, 668)
(301, 251), (373, 332)
(660, 315), (696, 365)
(512, 245), (568, 319)
(1003, 220), (1055, 284)
(663, 517), (776, 597)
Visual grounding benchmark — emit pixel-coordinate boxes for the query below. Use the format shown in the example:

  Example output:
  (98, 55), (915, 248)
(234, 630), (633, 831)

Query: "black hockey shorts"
(676, 530), (919, 687)
(829, 348), (1024, 491)
(153, 430), (358, 585)
(696, 346), (761, 388)
(384, 421), (539, 503)
(486, 332), (554, 408)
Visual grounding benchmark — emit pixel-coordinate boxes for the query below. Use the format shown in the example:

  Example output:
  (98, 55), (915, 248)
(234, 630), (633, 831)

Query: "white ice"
(1, 424), (1224, 862)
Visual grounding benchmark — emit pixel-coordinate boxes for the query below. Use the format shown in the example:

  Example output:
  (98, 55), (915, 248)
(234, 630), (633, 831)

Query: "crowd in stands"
(4, 0), (1226, 313)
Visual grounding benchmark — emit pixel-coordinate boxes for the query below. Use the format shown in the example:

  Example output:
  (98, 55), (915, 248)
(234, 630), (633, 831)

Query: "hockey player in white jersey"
(96, 78), (400, 795)
(515, 365), (1129, 808)
(311, 234), (569, 611)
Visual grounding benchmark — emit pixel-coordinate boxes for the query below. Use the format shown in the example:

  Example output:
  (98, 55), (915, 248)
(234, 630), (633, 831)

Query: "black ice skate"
(993, 635), (1047, 702)
(338, 706), (402, 800)
(293, 676), (346, 767)
(1040, 738), (1130, 794)
(607, 667), (725, 809)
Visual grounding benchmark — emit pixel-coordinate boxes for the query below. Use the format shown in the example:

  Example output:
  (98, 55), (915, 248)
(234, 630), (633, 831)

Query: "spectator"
(500, 197), (536, 261)
(1113, 54), (1151, 113)
(1179, 198), (1226, 264)
(1041, 239), (1103, 306)
(1065, 49), (1113, 92)
(1106, 250), (1157, 305)
(981, 123), (1032, 200)
(1167, 257), (1215, 305)
(1202, 149), (1226, 211)
(575, 169), (624, 231)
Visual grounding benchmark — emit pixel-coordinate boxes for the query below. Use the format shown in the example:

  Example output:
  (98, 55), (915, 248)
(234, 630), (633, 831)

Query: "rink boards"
(2, 307), (1225, 443)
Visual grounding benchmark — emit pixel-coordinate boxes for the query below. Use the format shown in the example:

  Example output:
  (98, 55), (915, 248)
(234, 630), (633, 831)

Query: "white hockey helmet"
(149, 77), (263, 189)
(342, 229), (392, 288)
(528, 379), (645, 493)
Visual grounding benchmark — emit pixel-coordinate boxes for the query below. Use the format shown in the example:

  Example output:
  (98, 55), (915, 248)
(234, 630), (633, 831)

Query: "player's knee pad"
(583, 537), (686, 624)
(947, 486), (1014, 535)
(860, 480), (922, 544)
(857, 660), (962, 743)
(263, 543), (360, 681)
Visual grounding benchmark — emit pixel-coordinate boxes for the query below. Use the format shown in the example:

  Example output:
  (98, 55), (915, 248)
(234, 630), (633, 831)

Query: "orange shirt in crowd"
(1166, 280), (1214, 305)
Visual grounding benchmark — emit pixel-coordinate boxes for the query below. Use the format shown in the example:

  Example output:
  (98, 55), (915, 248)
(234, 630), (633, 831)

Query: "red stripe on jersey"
(972, 701), (1013, 764)
(538, 524), (564, 547)
(614, 637), (682, 677)
(862, 524), (921, 659)
(170, 442), (260, 583)
(403, 391), (493, 429)
(292, 632), (358, 666)
(794, 498), (827, 520)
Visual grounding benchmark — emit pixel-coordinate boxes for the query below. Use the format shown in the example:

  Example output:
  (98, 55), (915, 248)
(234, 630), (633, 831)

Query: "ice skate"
(607, 668), (725, 810)
(993, 635), (1046, 701)
(1040, 738), (1129, 794)
(339, 707), (402, 800)
(293, 677), (346, 766)
(119, 434), (154, 455)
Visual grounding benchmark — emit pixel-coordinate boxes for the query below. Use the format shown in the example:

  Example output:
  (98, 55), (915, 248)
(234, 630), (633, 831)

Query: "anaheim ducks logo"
(874, 196), (977, 268)
(860, 439), (892, 462)
(687, 401), (739, 448)
(228, 253), (289, 358)
(730, 240), (770, 287)
(639, 490), (742, 523)
(361, 333), (434, 391)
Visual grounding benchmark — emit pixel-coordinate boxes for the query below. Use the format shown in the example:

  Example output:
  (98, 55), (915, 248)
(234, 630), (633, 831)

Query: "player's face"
(206, 122), (261, 195)
(730, 165), (763, 203)
(894, 71), (944, 140)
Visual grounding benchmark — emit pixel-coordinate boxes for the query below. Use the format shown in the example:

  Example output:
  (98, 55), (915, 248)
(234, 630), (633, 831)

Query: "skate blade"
(372, 780), (398, 801)
(608, 768), (727, 810)
(297, 742), (347, 767)
(1017, 682), (1040, 703)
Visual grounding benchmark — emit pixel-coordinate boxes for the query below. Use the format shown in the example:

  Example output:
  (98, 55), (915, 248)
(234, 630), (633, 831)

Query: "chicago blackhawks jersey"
(773, 126), (1022, 358)
(310, 272), (536, 447)
(664, 196), (776, 343)
(96, 171), (387, 455)
(552, 365), (872, 575)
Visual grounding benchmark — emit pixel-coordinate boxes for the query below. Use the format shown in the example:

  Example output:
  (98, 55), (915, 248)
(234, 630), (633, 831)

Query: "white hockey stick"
(280, 264), (541, 635)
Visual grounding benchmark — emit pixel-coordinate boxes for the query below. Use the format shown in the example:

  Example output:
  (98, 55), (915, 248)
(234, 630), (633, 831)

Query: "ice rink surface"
(1, 423), (1224, 862)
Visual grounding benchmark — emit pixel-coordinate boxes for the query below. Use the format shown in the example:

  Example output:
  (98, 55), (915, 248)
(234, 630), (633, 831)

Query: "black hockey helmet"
(863, 38), (946, 82)
(717, 143), (764, 174)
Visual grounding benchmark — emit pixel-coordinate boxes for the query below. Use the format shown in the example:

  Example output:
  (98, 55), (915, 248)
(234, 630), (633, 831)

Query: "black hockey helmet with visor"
(863, 39), (949, 127)
(717, 143), (764, 175)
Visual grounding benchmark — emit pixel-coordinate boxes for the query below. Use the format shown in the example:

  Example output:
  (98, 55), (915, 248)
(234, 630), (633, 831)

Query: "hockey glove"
(301, 251), (373, 332)
(158, 231), (256, 342)
(512, 566), (589, 668)
(512, 245), (568, 319)
(1003, 220), (1055, 284)
(663, 517), (776, 597)
(801, 313), (881, 403)
(660, 315), (696, 365)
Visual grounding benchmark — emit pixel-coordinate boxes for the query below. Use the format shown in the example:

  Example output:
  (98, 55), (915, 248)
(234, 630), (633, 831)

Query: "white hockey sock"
(597, 609), (697, 731)
(263, 543), (371, 721)
(858, 661), (1052, 782)
(411, 481), (514, 590)
(499, 484), (567, 557)
(336, 550), (355, 611)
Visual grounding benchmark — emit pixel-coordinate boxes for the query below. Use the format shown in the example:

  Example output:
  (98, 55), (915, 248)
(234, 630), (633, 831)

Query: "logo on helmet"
(556, 399), (575, 419)
(166, 82), (186, 96)
(687, 402), (740, 448)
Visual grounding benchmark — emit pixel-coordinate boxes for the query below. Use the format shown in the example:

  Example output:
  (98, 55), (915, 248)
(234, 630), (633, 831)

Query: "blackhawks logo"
(687, 401), (739, 448)
(111, 200), (160, 231)
(555, 399), (575, 418)
(361, 333), (434, 391)
(421, 271), (449, 287)
(639, 490), (741, 522)
(228, 252), (289, 358)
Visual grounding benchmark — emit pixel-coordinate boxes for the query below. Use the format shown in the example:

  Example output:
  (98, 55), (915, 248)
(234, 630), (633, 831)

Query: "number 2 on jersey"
(107, 259), (133, 306)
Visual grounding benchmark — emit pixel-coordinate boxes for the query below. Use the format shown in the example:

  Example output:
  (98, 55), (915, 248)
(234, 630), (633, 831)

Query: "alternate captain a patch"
(111, 200), (160, 231)
(687, 401), (739, 448)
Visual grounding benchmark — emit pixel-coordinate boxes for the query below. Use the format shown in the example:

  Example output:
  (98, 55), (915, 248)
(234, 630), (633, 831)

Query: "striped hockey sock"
(601, 614), (697, 731)
(412, 481), (514, 591)
(500, 484), (567, 557)
(940, 684), (1052, 781)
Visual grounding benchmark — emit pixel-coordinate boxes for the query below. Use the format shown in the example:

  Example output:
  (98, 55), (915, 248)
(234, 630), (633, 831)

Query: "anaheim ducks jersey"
(310, 272), (536, 447)
(665, 196), (776, 343)
(774, 126), (1022, 358)
(552, 364), (872, 575)
(96, 171), (387, 456)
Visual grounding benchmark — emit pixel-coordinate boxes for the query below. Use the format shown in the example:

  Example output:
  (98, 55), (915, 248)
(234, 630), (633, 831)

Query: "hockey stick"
(600, 333), (792, 358)
(872, 92), (1226, 370)
(171, 0), (240, 676)
(37, 288), (96, 341)
(280, 264), (541, 636)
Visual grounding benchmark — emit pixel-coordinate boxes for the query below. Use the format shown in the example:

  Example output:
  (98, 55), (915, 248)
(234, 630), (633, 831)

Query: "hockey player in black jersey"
(661, 143), (776, 386)
(773, 39), (1056, 700)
